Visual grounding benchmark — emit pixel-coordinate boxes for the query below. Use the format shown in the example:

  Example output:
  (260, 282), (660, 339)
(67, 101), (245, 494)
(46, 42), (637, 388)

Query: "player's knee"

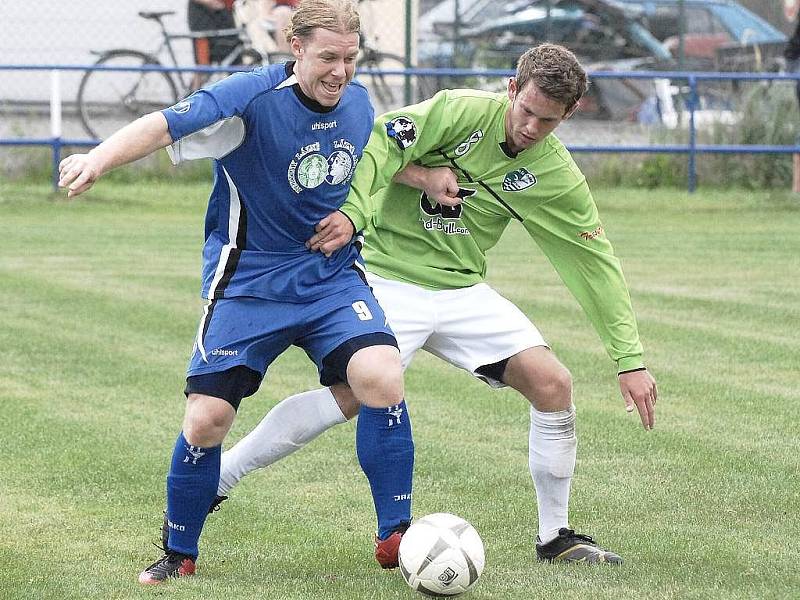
(359, 368), (404, 408)
(347, 346), (404, 408)
(183, 394), (235, 446)
(529, 365), (572, 411)
(330, 383), (359, 419)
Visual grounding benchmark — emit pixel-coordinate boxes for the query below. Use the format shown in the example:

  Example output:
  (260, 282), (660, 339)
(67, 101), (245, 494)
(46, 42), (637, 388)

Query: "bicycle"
(77, 7), (291, 140)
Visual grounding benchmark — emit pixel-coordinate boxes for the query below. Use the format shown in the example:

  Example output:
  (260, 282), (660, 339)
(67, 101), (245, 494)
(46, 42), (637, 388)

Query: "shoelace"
(209, 495), (228, 512)
(560, 529), (596, 544)
(143, 552), (181, 575)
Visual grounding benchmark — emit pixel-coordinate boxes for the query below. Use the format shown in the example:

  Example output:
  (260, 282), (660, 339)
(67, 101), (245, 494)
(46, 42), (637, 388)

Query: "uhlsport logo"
(454, 129), (483, 156)
(312, 120), (337, 131)
(287, 139), (358, 193)
(385, 116), (417, 150)
(211, 348), (238, 356)
(170, 100), (191, 114)
(502, 167), (537, 191)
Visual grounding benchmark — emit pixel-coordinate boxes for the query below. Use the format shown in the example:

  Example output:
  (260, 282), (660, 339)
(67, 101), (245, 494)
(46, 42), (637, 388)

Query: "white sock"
(529, 405), (577, 544)
(217, 387), (347, 496)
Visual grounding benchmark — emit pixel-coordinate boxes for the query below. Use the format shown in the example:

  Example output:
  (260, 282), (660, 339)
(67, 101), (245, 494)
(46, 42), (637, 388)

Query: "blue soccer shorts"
(186, 284), (396, 404)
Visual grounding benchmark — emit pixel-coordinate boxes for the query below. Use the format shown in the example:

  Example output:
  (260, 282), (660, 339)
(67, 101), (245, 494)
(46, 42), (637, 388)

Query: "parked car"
(459, 1), (673, 68)
(615, 0), (787, 70)
(417, 0), (675, 120)
(418, 0), (671, 68)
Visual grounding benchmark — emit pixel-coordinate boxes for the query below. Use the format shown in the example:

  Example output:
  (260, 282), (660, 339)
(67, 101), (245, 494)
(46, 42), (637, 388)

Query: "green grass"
(1, 181), (799, 599)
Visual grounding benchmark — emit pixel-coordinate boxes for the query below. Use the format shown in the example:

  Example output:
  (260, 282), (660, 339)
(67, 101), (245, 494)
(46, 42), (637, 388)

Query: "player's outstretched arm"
(393, 164), (461, 206)
(618, 369), (657, 430)
(58, 112), (173, 197)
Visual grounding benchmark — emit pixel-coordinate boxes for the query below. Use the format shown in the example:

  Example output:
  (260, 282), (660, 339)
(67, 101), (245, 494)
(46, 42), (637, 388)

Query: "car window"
(628, 1), (784, 45)
(646, 7), (678, 40)
(646, 6), (730, 39)
(684, 8), (729, 37)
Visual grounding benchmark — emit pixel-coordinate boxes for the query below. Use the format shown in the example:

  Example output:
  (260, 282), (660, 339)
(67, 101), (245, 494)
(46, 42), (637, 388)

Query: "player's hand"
(58, 153), (103, 197)
(306, 211), (355, 257)
(618, 369), (657, 430)
(422, 166), (461, 207)
(195, 0), (227, 10)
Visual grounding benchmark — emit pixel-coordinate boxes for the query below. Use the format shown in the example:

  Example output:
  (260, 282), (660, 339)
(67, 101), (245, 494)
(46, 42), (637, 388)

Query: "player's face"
(291, 28), (360, 107)
(504, 79), (576, 154)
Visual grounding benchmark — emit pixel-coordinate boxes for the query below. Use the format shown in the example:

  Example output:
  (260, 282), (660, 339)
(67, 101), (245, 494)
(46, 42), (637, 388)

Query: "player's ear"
(563, 102), (579, 120)
(290, 36), (303, 59)
(507, 77), (517, 102)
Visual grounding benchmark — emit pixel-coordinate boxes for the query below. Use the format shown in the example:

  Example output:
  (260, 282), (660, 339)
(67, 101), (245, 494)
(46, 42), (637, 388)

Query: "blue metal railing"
(2, 63), (799, 192)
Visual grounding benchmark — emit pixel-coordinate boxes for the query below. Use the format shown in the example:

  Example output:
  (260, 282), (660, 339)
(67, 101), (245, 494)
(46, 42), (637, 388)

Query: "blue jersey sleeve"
(161, 68), (280, 139)
(161, 67), (280, 163)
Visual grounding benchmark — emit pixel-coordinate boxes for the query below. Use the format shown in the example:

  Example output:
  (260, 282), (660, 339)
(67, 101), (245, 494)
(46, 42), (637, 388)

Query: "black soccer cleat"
(160, 495), (228, 549)
(536, 528), (623, 565)
(138, 550), (196, 584)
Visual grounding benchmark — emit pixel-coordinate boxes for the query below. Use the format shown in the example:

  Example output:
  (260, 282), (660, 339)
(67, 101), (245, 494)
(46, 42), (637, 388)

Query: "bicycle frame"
(136, 11), (252, 94)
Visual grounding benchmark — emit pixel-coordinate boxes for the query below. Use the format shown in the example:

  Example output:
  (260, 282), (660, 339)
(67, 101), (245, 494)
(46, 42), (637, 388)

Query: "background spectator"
(188, 0), (240, 87)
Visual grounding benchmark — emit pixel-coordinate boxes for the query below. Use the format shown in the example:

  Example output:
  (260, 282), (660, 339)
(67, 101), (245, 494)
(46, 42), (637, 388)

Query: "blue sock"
(356, 400), (414, 539)
(165, 431), (221, 558)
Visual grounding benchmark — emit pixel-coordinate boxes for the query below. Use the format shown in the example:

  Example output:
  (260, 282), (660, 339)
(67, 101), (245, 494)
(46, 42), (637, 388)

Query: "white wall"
(1, 1), (191, 103)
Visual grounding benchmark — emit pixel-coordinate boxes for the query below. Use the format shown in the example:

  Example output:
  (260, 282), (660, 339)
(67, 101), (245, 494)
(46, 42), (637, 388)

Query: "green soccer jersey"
(340, 89), (644, 372)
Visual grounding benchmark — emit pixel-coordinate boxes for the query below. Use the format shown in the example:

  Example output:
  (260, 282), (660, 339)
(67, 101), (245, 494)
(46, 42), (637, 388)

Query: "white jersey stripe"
(275, 74), (298, 90)
(206, 167), (243, 299)
(352, 259), (367, 279)
(195, 299), (212, 363)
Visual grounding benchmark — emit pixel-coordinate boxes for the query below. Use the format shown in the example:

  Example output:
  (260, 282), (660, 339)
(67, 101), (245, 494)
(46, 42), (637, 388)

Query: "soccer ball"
(398, 513), (485, 597)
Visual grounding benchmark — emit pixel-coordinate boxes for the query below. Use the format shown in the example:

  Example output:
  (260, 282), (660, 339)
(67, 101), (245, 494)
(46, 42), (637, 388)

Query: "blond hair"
(515, 43), (588, 113)
(284, 0), (360, 43)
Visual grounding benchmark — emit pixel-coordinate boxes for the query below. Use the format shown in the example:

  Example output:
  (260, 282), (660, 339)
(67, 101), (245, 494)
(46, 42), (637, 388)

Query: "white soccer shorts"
(366, 272), (548, 388)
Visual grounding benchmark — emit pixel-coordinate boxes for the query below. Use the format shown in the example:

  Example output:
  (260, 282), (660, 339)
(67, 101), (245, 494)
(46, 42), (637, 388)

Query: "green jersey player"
(209, 43), (658, 566)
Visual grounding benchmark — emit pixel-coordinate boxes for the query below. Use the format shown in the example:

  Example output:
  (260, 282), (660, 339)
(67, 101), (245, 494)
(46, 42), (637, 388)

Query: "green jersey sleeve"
(515, 164), (644, 372)
(341, 90), (477, 231)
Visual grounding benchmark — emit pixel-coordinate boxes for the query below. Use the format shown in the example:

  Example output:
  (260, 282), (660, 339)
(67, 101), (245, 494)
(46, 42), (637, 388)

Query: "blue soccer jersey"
(161, 62), (373, 302)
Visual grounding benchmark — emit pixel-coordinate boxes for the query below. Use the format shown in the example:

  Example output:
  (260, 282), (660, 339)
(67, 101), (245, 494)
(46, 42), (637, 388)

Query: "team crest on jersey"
(454, 129), (483, 156)
(385, 116), (417, 150)
(170, 100), (192, 114)
(287, 139), (357, 193)
(297, 154), (328, 188)
(502, 168), (537, 191)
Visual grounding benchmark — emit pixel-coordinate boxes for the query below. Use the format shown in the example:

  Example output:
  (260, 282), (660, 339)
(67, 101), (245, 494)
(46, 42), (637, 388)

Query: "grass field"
(1, 181), (799, 600)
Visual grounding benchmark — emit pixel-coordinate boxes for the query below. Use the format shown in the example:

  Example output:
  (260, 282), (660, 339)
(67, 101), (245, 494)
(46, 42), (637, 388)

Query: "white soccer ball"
(398, 513), (485, 597)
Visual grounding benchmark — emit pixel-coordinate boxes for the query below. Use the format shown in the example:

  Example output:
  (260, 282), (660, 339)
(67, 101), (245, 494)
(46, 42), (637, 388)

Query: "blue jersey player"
(58, 0), (414, 585)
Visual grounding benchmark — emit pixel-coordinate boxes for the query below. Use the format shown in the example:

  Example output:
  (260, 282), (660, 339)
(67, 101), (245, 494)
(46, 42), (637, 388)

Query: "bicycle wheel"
(78, 50), (178, 141)
(359, 51), (407, 114)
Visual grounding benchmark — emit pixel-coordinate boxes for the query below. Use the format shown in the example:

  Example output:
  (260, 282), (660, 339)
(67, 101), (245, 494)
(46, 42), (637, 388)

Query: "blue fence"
(2, 63), (800, 192)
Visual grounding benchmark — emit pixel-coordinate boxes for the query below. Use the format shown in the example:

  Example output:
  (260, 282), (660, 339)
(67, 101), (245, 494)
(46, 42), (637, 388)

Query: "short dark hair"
(515, 43), (588, 113)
